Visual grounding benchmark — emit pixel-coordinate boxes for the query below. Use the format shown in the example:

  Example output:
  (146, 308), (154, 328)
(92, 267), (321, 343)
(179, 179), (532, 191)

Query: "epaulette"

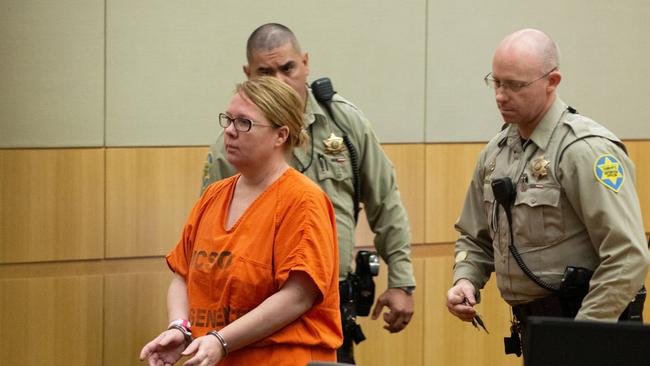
(560, 113), (626, 154)
(564, 114), (622, 141)
(331, 93), (362, 113)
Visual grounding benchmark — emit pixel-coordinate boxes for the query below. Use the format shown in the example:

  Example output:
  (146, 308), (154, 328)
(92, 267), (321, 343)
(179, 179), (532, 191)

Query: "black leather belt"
(512, 294), (564, 323)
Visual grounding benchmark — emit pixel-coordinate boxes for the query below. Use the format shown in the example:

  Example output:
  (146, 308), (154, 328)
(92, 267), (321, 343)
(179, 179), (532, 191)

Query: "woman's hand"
(139, 328), (187, 366)
(182, 335), (225, 366)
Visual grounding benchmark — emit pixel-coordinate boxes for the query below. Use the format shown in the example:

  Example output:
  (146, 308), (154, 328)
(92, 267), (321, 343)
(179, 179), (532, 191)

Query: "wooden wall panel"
(425, 143), (484, 243)
(355, 144), (426, 246)
(423, 255), (520, 366)
(105, 147), (207, 258)
(104, 271), (171, 366)
(0, 140), (647, 366)
(0, 149), (104, 263)
(625, 140), (650, 233)
(356, 258), (425, 365)
(0, 275), (103, 365)
(385, 144), (426, 245)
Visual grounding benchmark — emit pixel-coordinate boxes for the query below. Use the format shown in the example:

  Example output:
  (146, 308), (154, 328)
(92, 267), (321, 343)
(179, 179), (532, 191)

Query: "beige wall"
(2, 0), (650, 147)
(2, 1), (650, 366)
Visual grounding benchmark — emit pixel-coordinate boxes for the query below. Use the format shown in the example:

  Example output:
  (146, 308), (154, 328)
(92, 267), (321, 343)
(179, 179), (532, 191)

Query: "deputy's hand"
(139, 329), (186, 366)
(371, 288), (414, 333)
(182, 335), (224, 366)
(446, 279), (477, 322)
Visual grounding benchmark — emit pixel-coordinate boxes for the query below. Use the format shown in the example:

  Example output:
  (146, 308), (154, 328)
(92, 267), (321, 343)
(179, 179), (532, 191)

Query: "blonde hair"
(236, 76), (307, 148)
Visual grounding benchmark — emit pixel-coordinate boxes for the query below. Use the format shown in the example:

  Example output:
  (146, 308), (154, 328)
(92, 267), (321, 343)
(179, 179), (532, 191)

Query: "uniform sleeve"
(558, 138), (650, 320)
(452, 149), (495, 291)
(201, 132), (238, 194)
(335, 103), (415, 289)
(274, 190), (339, 303)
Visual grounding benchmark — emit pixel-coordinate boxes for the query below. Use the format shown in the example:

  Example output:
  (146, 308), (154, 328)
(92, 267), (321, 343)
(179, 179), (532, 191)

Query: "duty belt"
(512, 294), (564, 323)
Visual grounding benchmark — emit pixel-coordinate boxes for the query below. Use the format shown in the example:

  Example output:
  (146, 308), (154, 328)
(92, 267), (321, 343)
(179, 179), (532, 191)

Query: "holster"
(558, 266), (592, 317)
(339, 279), (366, 344)
(557, 266), (645, 321)
(619, 287), (646, 322)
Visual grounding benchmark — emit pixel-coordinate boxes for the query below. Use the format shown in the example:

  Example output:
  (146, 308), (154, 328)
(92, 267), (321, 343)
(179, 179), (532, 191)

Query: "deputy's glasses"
(218, 113), (273, 132)
(484, 67), (557, 92)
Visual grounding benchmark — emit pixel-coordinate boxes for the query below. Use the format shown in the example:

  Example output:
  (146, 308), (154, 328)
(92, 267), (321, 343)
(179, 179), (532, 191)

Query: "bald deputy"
(445, 28), (649, 356)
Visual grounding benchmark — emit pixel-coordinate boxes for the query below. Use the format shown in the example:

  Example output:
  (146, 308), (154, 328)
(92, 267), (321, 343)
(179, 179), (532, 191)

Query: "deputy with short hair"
(445, 28), (650, 355)
(202, 23), (415, 364)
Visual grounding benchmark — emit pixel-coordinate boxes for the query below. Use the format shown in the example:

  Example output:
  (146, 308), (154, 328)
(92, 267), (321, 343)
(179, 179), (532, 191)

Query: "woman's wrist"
(207, 330), (229, 358)
(167, 319), (193, 345)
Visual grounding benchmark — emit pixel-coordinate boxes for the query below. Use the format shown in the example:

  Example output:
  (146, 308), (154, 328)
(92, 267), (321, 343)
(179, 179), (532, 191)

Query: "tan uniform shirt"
(453, 98), (649, 320)
(202, 86), (415, 289)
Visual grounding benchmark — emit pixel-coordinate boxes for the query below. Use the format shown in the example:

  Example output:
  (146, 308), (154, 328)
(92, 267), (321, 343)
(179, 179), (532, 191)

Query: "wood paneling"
(0, 149), (104, 263)
(425, 143), (484, 243)
(0, 275), (103, 365)
(355, 144), (426, 246)
(0, 250), (646, 366)
(105, 147), (207, 258)
(0, 256), (168, 279)
(356, 258), (425, 365)
(385, 144), (426, 244)
(1, 140), (648, 366)
(104, 271), (171, 366)
(423, 255), (520, 366)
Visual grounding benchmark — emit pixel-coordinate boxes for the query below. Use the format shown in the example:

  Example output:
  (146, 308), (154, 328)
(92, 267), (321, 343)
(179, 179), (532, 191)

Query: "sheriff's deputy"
(446, 28), (649, 356)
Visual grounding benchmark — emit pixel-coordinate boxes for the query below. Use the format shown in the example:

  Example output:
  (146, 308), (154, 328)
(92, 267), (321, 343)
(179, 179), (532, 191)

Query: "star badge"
(323, 133), (345, 154)
(530, 155), (550, 180)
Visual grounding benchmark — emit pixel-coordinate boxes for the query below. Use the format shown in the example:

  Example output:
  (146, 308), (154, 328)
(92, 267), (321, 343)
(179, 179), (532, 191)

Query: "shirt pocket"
(315, 152), (353, 183)
(230, 256), (275, 313)
(513, 184), (564, 246)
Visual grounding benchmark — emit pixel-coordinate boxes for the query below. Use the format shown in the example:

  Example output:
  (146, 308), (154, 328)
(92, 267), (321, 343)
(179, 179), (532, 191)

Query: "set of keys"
(464, 299), (489, 333)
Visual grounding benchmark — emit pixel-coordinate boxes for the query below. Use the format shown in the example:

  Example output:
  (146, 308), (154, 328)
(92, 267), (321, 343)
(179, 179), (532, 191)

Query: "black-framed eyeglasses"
(218, 113), (273, 132)
(484, 67), (558, 92)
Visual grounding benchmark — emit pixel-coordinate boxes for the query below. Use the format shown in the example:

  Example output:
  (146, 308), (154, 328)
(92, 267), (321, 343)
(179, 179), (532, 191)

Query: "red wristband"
(168, 319), (192, 332)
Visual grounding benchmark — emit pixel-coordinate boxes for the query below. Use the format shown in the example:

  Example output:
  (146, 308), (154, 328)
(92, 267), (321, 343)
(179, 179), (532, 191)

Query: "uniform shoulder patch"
(593, 154), (624, 192)
(455, 250), (467, 263)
